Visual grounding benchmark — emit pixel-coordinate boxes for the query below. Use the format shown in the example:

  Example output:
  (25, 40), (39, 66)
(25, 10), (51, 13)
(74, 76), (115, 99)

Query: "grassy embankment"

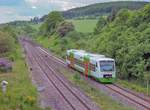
(31, 23), (42, 31)
(117, 79), (149, 96)
(0, 45), (50, 110)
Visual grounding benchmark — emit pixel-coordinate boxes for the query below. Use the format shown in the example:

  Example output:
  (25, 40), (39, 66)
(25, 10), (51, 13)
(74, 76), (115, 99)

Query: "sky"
(0, 0), (149, 23)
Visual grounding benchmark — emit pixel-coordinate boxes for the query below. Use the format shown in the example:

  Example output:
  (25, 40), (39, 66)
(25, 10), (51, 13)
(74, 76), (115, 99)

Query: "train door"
(84, 56), (90, 77)
(90, 61), (99, 78)
(69, 52), (74, 67)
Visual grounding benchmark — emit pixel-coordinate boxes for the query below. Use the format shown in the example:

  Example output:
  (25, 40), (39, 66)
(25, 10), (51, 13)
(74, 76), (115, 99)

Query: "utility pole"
(144, 74), (150, 96)
(1, 80), (8, 94)
(147, 80), (149, 96)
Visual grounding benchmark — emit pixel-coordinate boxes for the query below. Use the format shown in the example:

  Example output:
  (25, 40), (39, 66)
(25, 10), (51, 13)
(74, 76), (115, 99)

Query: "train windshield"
(100, 61), (115, 72)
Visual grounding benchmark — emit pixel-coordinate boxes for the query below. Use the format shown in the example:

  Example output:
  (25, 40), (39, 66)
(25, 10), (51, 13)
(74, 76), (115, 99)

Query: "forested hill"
(62, 1), (149, 19)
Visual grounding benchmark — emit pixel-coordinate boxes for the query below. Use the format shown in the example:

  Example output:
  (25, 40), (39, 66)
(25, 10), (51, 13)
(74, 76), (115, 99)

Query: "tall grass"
(0, 46), (48, 110)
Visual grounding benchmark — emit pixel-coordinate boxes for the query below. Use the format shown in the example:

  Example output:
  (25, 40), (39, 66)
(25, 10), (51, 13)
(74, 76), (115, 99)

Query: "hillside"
(62, 1), (149, 19)
(36, 4), (150, 93)
(38, 1), (149, 22)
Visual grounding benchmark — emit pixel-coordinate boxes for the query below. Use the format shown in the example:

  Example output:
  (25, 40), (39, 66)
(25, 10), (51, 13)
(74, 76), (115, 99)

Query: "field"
(31, 20), (98, 33)
(68, 19), (98, 33)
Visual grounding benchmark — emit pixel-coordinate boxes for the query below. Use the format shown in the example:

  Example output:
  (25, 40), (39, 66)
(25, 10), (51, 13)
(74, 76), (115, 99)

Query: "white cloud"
(0, 6), (33, 23)
(0, 14), (33, 24)
(25, 0), (86, 10)
(25, 0), (48, 6)
(0, 7), (16, 15)
(25, 0), (38, 4)
(32, 6), (37, 9)
(25, 0), (149, 11)
(48, 0), (84, 10)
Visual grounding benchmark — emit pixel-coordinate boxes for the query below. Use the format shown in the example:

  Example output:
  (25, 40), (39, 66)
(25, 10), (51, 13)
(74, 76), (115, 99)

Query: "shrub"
(57, 21), (75, 37)
(73, 73), (81, 81)
(40, 11), (64, 35)
(24, 96), (36, 105)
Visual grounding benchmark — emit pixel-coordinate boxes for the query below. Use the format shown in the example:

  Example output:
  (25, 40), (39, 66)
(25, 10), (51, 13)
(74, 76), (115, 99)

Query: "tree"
(22, 25), (37, 34)
(56, 21), (75, 37)
(31, 17), (40, 24)
(94, 16), (107, 34)
(115, 9), (131, 24)
(40, 11), (64, 36)
(1, 25), (17, 41)
(107, 8), (118, 22)
(142, 4), (150, 22)
(0, 31), (15, 57)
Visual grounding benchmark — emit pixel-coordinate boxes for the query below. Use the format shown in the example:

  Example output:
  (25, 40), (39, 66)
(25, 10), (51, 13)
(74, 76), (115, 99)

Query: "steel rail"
(29, 43), (93, 110)
(38, 46), (150, 110)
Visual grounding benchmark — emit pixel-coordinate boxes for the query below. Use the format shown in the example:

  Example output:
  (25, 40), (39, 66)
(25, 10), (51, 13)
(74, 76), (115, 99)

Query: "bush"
(57, 21), (75, 37)
(73, 73), (81, 81)
(40, 11), (64, 35)
(24, 96), (36, 105)
(0, 31), (15, 57)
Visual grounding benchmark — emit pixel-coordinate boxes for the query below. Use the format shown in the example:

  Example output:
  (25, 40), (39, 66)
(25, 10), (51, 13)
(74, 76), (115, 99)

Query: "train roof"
(67, 49), (114, 61)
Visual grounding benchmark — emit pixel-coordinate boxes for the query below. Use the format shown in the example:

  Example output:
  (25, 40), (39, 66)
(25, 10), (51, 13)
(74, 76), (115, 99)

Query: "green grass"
(35, 36), (50, 48)
(31, 23), (42, 31)
(68, 19), (98, 33)
(58, 67), (134, 110)
(31, 19), (98, 33)
(116, 79), (150, 96)
(0, 46), (49, 110)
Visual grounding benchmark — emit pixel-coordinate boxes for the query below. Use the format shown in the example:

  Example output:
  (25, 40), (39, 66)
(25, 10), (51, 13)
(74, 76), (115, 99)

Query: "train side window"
(74, 58), (84, 68)
(90, 63), (96, 72)
(96, 63), (98, 67)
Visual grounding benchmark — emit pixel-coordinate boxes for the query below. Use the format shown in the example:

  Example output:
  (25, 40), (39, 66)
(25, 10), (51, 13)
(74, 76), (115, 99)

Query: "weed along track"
(36, 43), (150, 110)
(21, 38), (100, 110)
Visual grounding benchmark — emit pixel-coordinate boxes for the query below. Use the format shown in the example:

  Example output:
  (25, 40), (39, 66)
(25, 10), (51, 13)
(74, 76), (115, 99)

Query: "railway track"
(37, 50), (99, 110)
(113, 84), (150, 103)
(37, 46), (150, 110)
(22, 40), (99, 110)
(23, 42), (76, 110)
(105, 85), (150, 110)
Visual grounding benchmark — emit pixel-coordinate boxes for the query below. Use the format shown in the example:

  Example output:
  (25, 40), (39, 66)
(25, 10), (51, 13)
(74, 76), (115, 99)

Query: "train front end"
(97, 58), (116, 83)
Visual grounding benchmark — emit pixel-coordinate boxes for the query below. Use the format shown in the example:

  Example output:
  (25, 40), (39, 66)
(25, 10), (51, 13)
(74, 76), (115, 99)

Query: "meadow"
(68, 19), (98, 33)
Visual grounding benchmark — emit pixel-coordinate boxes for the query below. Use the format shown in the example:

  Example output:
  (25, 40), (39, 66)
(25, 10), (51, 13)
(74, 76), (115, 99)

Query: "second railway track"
(23, 40), (99, 110)
(37, 45), (150, 110)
